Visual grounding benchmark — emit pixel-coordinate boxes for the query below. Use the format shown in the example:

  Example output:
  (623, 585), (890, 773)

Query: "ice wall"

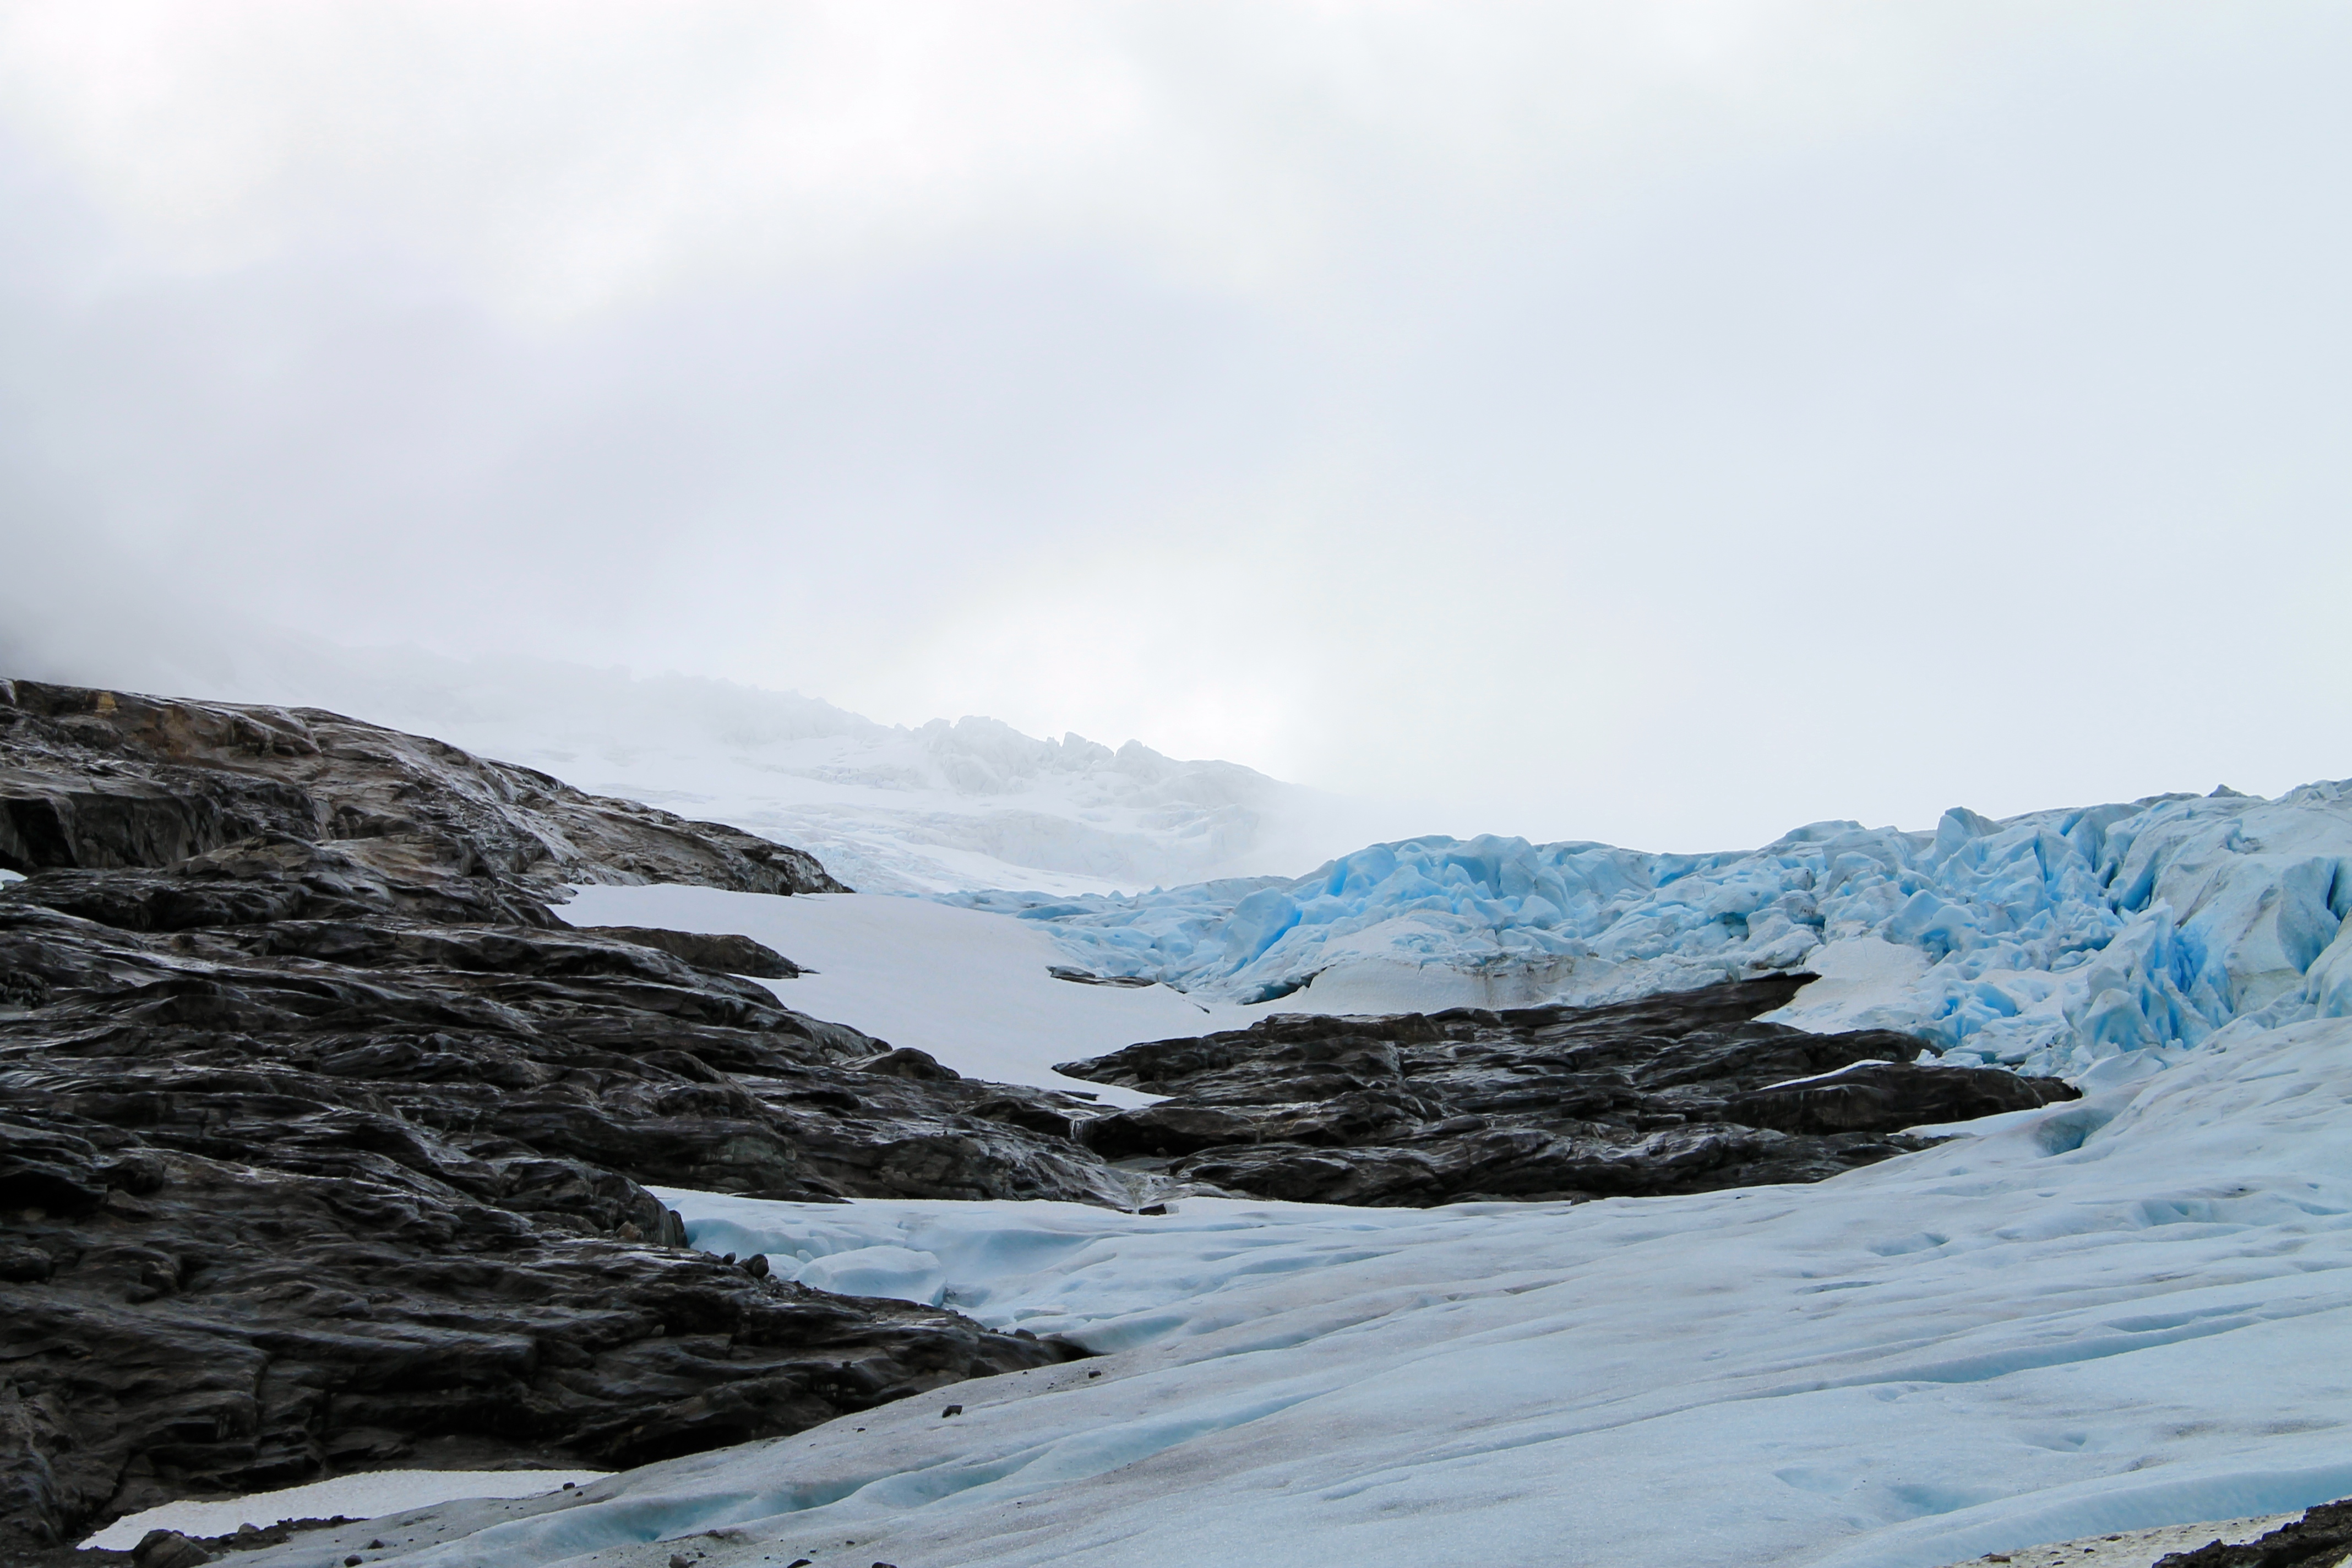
(950, 781), (2352, 1076)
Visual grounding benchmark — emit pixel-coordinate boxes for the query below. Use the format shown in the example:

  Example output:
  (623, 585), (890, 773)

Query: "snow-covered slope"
(141, 650), (1395, 895)
(557, 883), (1263, 1105)
(225, 1014), (2352, 1568)
(955, 781), (2352, 1077)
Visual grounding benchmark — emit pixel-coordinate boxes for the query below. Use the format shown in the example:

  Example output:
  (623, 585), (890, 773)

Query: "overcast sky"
(2, 2), (2346, 851)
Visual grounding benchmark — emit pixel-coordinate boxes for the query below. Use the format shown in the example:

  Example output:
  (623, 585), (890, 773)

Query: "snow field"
(372, 661), (1378, 896)
(80, 1471), (608, 1549)
(556, 884), (1272, 1105)
(232, 1015), (2352, 1568)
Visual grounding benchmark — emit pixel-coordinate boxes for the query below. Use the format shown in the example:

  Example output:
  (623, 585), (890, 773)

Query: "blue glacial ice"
(946, 780), (2352, 1076)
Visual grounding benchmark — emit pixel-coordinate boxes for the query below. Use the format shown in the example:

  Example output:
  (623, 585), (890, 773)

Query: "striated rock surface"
(0, 903), (1107, 1552)
(2153, 1498), (2352, 1568)
(0, 682), (1107, 1555)
(0, 678), (845, 897)
(1056, 977), (2080, 1205)
(578, 925), (800, 979)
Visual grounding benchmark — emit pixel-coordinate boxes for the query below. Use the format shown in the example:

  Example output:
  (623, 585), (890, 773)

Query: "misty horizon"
(4, 2), (2346, 854)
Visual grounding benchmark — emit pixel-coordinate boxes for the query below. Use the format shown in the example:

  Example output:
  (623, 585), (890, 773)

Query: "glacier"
(218, 1013), (2352, 1568)
(950, 780), (2352, 1078)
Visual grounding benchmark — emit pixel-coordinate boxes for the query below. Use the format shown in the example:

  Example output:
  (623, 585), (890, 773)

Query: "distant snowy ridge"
(306, 658), (1317, 894)
(950, 780), (2352, 1077)
(32, 642), (1397, 894)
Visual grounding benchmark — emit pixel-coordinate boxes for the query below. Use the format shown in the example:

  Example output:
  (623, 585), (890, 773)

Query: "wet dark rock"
(858, 1047), (961, 1081)
(132, 1530), (216, 1568)
(2154, 1498), (2352, 1568)
(1722, 1057), (2072, 1134)
(1046, 966), (1156, 988)
(0, 678), (844, 897)
(1057, 978), (2079, 1206)
(0, 680), (1123, 1556)
(2, 967), (50, 1008)
(0, 919), (1096, 1553)
(577, 925), (799, 978)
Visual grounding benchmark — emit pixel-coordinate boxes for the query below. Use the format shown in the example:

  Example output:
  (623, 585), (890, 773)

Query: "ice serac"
(959, 781), (2352, 1076)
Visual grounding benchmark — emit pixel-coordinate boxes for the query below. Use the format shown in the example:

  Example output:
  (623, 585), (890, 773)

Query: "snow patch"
(556, 884), (1265, 1102)
(81, 1471), (606, 1549)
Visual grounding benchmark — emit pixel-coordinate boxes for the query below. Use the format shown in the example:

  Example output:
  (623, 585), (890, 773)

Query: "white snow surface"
(270, 657), (1398, 896)
(952, 780), (2352, 1076)
(227, 1015), (2352, 1568)
(556, 884), (1264, 1102)
(81, 1471), (607, 1549)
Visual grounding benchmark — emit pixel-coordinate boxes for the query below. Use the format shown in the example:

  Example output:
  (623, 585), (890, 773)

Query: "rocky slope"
(0, 678), (843, 900)
(1055, 977), (2080, 1205)
(0, 678), (2078, 1556)
(0, 884), (1115, 1552)
(2152, 1498), (2352, 1568)
(0, 683), (1096, 1554)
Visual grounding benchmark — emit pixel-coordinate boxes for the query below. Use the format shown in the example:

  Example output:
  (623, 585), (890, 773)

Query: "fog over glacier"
(10, 11), (2352, 1567)
(3, 2), (2349, 849)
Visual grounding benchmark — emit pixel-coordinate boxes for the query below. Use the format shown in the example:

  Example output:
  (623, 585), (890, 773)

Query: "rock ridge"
(1053, 976), (2081, 1205)
(0, 678), (846, 898)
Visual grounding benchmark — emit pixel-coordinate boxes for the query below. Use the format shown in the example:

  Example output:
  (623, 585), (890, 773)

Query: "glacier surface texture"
(223, 1015), (2352, 1568)
(951, 781), (2352, 1077)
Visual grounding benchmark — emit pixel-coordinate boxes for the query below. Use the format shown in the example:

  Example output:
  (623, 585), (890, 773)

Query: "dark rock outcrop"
(1055, 978), (2080, 1205)
(0, 679), (845, 897)
(0, 889), (1119, 1551)
(0, 888), (1113, 1554)
(0, 682), (1108, 1555)
(0, 1107), (1075, 1555)
(578, 925), (800, 978)
(2153, 1498), (2352, 1568)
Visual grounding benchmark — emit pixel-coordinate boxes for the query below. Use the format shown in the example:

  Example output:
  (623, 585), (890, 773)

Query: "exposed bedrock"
(0, 1117), (1076, 1558)
(0, 678), (845, 896)
(2153, 1498), (2352, 1568)
(0, 894), (1111, 1554)
(1056, 977), (2081, 1205)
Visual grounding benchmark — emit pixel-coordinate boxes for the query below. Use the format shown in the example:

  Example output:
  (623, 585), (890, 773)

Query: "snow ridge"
(194, 651), (1382, 896)
(949, 781), (2352, 1076)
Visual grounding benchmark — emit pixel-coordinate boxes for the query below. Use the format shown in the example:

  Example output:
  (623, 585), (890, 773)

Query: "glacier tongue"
(951, 780), (2352, 1077)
